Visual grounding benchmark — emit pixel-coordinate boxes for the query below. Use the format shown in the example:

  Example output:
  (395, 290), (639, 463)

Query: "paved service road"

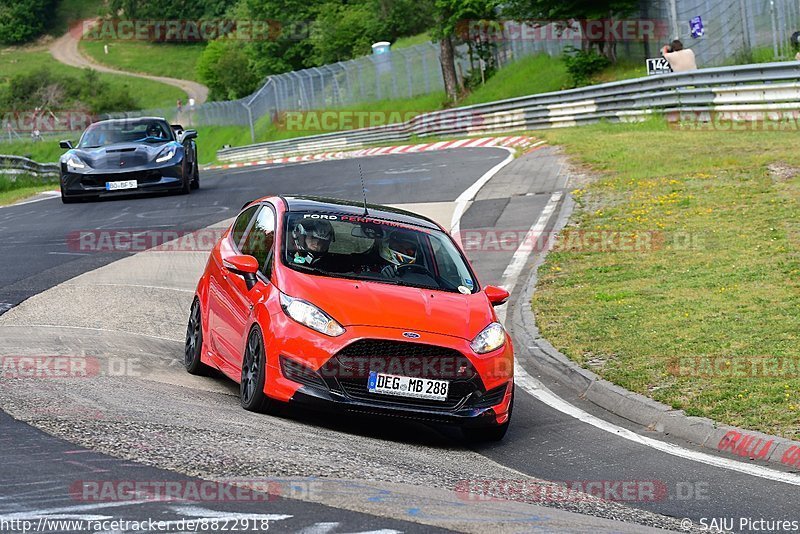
(1, 147), (798, 533)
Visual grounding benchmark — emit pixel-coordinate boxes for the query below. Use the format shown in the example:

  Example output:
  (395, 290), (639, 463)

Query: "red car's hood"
(277, 269), (494, 341)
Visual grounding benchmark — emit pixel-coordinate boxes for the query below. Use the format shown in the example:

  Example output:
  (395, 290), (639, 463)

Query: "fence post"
(246, 104), (255, 144)
(738, 0), (751, 55)
(771, 0), (780, 59)
(668, 0), (680, 39)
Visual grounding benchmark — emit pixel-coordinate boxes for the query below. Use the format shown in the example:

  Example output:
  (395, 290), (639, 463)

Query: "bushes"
(196, 40), (259, 100)
(563, 46), (611, 87)
(0, 67), (140, 114)
(0, 0), (57, 44)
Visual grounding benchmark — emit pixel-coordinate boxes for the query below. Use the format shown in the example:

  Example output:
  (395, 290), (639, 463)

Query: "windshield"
(78, 120), (173, 148)
(282, 212), (478, 294)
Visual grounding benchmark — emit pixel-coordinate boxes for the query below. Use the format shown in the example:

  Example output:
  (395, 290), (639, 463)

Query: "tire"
(463, 386), (514, 442)
(190, 161), (200, 190)
(179, 161), (191, 195)
(240, 325), (277, 414)
(61, 195), (78, 204)
(185, 299), (211, 375)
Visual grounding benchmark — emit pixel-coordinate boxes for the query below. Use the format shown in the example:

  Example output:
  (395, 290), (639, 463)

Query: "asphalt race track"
(1, 147), (798, 533)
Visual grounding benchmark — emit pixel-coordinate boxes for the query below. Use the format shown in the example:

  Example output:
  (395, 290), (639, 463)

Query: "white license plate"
(367, 372), (449, 401)
(106, 180), (137, 191)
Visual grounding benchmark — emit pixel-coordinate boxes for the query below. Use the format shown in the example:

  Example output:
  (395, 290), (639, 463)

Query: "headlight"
(155, 147), (176, 163)
(280, 293), (345, 337)
(470, 322), (506, 354)
(66, 155), (86, 171)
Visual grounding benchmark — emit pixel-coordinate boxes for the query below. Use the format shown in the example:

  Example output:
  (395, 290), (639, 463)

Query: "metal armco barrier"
(0, 155), (59, 178)
(217, 62), (800, 163)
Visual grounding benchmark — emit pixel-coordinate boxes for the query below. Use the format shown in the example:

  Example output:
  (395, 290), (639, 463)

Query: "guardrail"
(0, 155), (59, 179)
(217, 61), (800, 163)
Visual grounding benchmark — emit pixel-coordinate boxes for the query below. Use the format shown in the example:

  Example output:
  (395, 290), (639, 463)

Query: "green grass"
(392, 33), (432, 49)
(0, 140), (65, 163)
(0, 47), (187, 109)
(535, 119), (800, 439)
(0, 175), (58, 205)
(79, 41), (205, 82)
(462, 54), (570, 105)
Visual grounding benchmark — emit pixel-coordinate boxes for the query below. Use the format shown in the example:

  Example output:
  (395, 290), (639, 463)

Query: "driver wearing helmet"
(291, 219), (335, 266)
(146, 122), (165, 139)
(377, 230), (418, 277)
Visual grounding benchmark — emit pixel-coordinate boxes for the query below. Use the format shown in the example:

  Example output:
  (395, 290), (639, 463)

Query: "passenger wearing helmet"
(378, 230), (418, 278)
(291, 219), (335, 266)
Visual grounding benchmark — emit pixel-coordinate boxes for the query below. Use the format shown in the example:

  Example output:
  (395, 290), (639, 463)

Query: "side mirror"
(59, 140), (73, 149)
(181, 129), (198, 141)
(223, 255), (259, 290)
(484, 285), (510, 306)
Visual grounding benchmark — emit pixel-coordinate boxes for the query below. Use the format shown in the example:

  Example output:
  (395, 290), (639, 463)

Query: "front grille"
(325, 339), (483, 411)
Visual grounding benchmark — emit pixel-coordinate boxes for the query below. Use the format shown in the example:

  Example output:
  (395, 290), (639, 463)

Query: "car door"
(208, 205), (259, 370)
(210, 204), (277, 371)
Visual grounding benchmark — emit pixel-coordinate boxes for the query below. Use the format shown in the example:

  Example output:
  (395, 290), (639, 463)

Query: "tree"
(502, 0), (639, 61)
(196, 40), (259, 100)
(0, 0), (56, 44)
(430, 0), (499, 103)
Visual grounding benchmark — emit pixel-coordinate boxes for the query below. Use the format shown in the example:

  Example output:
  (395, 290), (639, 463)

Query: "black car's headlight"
(155, 146), (177, 163)
(65, 155), (87, 172)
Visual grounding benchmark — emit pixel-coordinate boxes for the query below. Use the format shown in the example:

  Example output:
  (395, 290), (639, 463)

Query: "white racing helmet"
(379, 230), (418, 266)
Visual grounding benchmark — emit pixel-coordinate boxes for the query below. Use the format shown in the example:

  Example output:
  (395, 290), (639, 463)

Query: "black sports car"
(58, 117), (199, 203)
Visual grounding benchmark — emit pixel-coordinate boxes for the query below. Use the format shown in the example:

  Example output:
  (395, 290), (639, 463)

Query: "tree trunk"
(439, 35), (459, 103)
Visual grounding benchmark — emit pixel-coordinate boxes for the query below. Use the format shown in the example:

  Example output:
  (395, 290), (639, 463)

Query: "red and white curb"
(204, 136), (539, 170)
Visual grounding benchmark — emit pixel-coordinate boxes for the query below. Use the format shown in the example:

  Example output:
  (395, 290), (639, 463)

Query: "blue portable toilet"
(372, 41), (391, 75)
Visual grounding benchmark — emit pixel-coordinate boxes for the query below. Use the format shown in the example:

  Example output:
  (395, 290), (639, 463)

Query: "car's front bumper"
(60, 162), (185, 199)
(264, 313), (514, 428)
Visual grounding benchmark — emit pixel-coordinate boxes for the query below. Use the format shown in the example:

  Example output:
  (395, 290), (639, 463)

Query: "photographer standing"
(661, 40), (697, 72)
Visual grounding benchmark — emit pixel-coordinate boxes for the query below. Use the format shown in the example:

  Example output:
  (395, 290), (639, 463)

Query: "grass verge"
(79, 41), (205, 82)
(0, 175), (58, 206)
(0, 47), (187, 109)
(535, 119), (800, 439)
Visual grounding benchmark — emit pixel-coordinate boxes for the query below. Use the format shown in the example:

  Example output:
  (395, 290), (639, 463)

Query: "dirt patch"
(767, 162), (800, 182)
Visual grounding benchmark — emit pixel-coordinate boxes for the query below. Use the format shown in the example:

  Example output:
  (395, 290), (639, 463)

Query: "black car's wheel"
(179, 161), (192, 194)
(185, 299), (211, 375)
(463, 386), (514, 442)
(240, 326), (276, 414)
(60, 195), (79, 204)
(190, 161), (200, 190)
